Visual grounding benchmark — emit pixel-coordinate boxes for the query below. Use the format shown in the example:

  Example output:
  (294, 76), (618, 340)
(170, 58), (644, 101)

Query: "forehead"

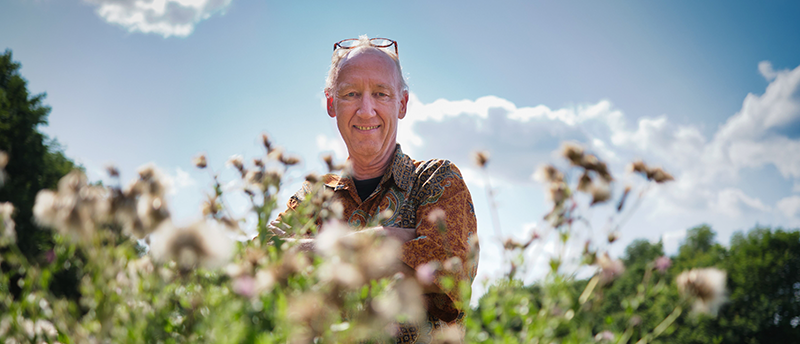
(336, 48), (400, 86)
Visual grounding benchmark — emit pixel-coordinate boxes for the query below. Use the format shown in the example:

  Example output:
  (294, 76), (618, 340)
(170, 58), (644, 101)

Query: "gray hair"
(324, 35), (408, 96)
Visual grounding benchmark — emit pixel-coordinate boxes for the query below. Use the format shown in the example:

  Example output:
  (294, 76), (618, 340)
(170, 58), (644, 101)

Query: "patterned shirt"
(279, 144), (479, 343)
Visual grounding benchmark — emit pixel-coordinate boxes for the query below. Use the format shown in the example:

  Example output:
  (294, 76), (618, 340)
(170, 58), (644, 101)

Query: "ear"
(398, 90), (409, 119)
(326, 91), (336, 118)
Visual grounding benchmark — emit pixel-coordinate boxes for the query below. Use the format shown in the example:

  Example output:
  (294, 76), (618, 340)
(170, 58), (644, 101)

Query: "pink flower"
(232, 275), (256, 298)
(655, 256), (671, 273)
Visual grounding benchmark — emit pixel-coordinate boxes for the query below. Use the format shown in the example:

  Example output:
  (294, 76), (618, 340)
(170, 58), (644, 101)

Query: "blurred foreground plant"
(0, 138), (725, 344)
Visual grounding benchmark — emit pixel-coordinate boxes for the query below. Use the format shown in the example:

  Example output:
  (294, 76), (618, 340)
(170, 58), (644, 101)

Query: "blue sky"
(2, 0), (800, 293)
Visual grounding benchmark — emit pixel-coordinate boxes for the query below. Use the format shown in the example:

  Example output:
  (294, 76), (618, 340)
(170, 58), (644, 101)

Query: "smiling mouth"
(354, 125), (380, 130)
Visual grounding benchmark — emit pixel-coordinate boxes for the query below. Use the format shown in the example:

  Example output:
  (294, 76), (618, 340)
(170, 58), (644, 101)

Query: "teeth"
(355, 125), (380, 130)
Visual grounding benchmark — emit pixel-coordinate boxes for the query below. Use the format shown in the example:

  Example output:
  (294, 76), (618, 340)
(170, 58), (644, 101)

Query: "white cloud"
(713, 187), (771, 217)
(398, 62), (800, 257)
(759, 61), (777, 82)
(162, 167), (196, 195)
(84, 0), (233, 38)
(777, 196), (800, 219)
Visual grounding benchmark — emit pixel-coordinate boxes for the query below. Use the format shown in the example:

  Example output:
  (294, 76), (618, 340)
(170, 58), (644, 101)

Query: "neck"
(348, 145), (395, 180)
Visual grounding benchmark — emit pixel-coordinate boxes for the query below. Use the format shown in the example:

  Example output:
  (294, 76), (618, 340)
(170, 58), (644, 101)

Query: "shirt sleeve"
(399, 162), (479, 321)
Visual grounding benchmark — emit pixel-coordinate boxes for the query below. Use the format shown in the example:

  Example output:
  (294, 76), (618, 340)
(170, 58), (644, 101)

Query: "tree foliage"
(0, 49), (77, 259)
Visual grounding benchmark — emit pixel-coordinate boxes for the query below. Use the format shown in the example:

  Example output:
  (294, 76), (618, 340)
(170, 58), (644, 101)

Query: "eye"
(342, 91), (357, 98)
(376, 92), (389, 98)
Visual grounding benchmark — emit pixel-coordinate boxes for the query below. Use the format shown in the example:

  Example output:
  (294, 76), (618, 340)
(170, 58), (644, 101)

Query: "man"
(275, 36), (478, 343)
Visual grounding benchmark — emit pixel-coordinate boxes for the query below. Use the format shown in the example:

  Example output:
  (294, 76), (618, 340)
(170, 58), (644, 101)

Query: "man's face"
(327, 48), (408, 165)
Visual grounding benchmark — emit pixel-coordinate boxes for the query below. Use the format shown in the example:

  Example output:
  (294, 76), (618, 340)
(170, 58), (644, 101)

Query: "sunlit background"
(2, 0), (800, 300)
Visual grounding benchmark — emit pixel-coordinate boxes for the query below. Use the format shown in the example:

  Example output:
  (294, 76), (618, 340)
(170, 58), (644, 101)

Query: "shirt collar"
(329, 144), (414, 192)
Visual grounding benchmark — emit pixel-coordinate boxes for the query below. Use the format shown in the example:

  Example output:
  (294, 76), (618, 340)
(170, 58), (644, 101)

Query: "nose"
(356, 94), (376, 118)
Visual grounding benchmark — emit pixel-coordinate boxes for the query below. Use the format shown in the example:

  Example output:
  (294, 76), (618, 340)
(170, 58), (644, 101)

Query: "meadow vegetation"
(1, 49), (798, 343)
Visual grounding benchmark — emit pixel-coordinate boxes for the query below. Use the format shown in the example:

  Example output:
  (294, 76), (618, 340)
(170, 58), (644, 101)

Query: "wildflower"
(227, 155), (245, 174)
(149, 220), (234, 270)
(617, 185), (631, 212)
(106, 165), (120, 178)
(34, 319), (57, 338)
(244, 170), (265, 191)
(0, 202), (15, 244)
(33, 171), (112, 239)
(597, 252), (625, 284)
(676, 267), (727, 315)
(595, 330), (614, 342)
(590, 181), (611, 205)
(137, 194), (169, 230)
(322, 153), (344, 172)
(648, 167), (674, 183)
(473, 150), (490, 168)
(21, 318), (34, 338)
(305, 172), (320, 184)
(280, 154), (301, 166)
(547, 182), (568, 204)
(416, 261), (439, 285)
(577, 172), (592, 193)
(443, 256), (463, 273)
(266, 147), (284, 162)
(628, 160), (674, 183)
(200, 196), (217, 216)
(534, 164), (564, 183)
(428, 208), (446, 233)
(134, 163), (168, 196)
(193, 154), (207, 169)
(432, 326), (463, 344)
(261, 133), (273, 153)
(628, 160), (647, 174)
(373, 278), (425, 324)
(254, 269), (276, 294)
(654, 256), (671, 273)
(562, 142), (584, 166)
(319, 261), (365, 289)
(232, 275), (257, 298)
(607, 230), (620, 243)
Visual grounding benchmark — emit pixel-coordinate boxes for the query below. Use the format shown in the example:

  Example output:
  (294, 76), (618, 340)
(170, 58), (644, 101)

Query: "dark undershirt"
(353, 176), (382, 202)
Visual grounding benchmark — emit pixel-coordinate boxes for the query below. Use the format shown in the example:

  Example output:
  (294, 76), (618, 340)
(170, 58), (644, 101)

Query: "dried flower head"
(322, 153), (340, 172)
(193, 154), (207, 169)
(628, 160), (674, 183)
(607, 230), (620, 243)
(597, 252), (625, 284)
(280, 154), (301, 166)
(227, 155), (245, 174)
(648, 167), (674, 183)
(305, 172), (320, 184)
(534, 164), (564, 183)
(149, 220), (234, 271)
(577, 172), (592, 193)
(676, 267), (727, 315)
(261, 133), (273, 152)
(590, 181), (612, 205)
(33, 171), (112, 239)
(562, 142), (584, 166)
(106, 165), (120, 178)
(473, 150), (490, 168)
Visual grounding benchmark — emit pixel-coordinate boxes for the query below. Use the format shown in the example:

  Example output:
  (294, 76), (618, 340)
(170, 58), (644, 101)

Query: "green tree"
(0, 49), (77, 297)
(715, 227), (800, 344)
